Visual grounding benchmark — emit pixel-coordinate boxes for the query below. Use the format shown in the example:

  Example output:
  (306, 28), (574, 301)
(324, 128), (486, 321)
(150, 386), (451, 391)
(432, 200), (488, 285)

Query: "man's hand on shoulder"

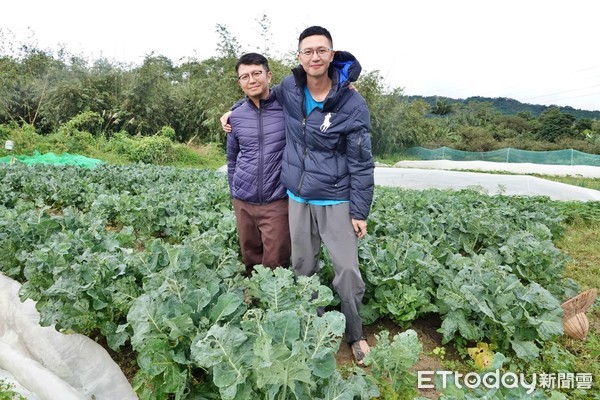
(220, 111), (232, 133)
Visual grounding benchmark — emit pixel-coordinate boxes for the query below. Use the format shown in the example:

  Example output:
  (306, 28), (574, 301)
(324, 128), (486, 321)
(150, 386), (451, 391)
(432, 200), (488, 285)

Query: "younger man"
(277, 26), (375, 366)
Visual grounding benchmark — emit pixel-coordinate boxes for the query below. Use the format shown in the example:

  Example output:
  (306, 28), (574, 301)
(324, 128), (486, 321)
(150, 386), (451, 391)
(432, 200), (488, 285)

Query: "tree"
(255, 14), (274, 57)
(517, 111), (534, 121)
(396, 99), (435, 148)
(41, 55), (129, 135)
(173, 56), (239, 143)
(122, 54), (177, 136)
(573, 118), (593, 136)
(0, 48), (65, 130)
(430, 98), (453, 116)
(356, 71), (439, 154)
(536, 107), (575, 142)
(0, 55), (20, 125)
(457, 126), (497, 152)
(215, 24), (241, 59)
(356, 71), (403, 154)
(456, 101), (499, 127)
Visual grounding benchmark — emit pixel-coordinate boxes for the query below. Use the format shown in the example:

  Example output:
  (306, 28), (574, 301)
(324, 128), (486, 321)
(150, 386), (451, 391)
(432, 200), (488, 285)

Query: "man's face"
(237, 64), (271, 100)
(297, 35), (334, 78)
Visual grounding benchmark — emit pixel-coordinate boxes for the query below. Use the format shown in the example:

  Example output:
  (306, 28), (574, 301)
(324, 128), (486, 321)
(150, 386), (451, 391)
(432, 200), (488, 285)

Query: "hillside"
(407, 95), (600, 120)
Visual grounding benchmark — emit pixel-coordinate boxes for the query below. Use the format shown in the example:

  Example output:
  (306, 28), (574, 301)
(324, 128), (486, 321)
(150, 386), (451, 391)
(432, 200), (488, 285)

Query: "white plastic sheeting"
(380, 160), (600, 201)
(392, 160), (600, 179)
(375, 167), (600, 201)
(0, 273), (138, 400)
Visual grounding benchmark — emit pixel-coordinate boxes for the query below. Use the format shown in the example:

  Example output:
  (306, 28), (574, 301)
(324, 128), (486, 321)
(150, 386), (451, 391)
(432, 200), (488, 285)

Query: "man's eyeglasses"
(238, 70), (264, 82)
(298, 47), (332, 57)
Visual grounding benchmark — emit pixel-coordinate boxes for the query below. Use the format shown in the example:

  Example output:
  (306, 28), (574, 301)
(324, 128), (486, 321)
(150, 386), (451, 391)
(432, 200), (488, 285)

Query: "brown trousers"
(233, 198), (291, 275)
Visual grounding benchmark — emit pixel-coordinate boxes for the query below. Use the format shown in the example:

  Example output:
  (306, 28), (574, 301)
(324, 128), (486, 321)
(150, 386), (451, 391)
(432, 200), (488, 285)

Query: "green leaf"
(263, 309), (301, 348)
(127, 294), (164, 348)
(255, 341), (313, 392)
(309, 349), (336, 379)
(533, 311), (563, 340)
(192, 324), (252, 399)
(209, 292), (243, 323)
(136, 337), (175, 376)
(510, 340), (539, 361)
(306, 312), (345, 360)
(192, 324), (249, 368)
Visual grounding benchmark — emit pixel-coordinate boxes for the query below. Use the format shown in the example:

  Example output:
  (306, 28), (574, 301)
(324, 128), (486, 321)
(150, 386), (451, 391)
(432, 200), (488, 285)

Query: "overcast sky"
(2, 0), (599, 111)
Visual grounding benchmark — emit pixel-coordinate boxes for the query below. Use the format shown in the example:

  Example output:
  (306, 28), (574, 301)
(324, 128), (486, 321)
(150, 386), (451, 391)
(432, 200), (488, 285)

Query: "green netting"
(0, 151), (104, 168)
(401, 147), (600, 166)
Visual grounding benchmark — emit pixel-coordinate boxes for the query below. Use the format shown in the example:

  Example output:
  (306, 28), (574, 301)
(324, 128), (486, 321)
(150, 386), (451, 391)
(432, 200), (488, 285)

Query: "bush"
(555, 138), (600, 155)
(157, 126), (176, 141)
(129, 135), (175, 164)
(456, 126), (499, 152)
(0, 123), (42, 157)
(1, 119), (100, 157)
(44, 130), (95, 154)
(59, 111), (103, 137)
(0, 122), (226, 168)
(500, 137), (562, 152)
(172, 142), (225, 168)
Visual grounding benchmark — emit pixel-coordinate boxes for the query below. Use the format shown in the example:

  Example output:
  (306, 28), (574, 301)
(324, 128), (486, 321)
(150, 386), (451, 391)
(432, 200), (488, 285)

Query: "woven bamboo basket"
(561, 289), (597, 340)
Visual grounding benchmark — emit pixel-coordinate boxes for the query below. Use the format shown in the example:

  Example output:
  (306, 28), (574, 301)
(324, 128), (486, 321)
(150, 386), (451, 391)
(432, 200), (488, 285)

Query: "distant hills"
(405, 95), (600, 120)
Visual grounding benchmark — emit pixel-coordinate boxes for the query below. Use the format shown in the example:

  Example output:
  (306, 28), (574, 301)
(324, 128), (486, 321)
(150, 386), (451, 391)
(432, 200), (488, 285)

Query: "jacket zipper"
(258, 107), (264, 203)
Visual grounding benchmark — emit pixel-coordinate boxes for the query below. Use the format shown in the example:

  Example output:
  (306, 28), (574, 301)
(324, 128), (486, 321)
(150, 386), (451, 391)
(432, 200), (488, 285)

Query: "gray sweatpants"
(288, 200), (365, 343)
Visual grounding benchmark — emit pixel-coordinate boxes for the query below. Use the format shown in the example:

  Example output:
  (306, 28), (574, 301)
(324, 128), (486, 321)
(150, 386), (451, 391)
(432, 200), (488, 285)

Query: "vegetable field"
(0, 163), (596, 399)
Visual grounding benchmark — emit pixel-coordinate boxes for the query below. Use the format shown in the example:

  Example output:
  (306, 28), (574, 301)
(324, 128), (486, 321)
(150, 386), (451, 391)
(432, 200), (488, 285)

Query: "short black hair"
(235, 53), (270, 74)
(298, 26), (333, 49)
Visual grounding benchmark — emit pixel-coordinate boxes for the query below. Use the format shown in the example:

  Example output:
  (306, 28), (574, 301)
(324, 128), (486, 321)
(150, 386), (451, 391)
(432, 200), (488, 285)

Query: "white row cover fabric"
(392, 160), (600, 178)
(0, 273), (138, 400)
(375, 166), (600, 201)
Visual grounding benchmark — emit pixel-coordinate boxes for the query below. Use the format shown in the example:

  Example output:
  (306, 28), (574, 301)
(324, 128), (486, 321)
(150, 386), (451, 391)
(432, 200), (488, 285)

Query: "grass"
(558, 223), (600, 291)
(555, 218), (600, 400)
(536, 175), (600, 191)
(172, 142), (226, 169)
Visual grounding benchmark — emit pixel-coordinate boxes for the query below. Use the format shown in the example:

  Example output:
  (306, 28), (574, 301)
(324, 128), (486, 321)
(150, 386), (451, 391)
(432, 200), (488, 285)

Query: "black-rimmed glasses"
(298, 47), (332, 57)
(238, 70), (264, 82)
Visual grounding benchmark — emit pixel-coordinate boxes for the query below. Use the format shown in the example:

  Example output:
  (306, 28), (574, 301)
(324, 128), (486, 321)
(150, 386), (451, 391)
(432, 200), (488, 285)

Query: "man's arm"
(346, 104), (375, 237)
(220, 111), (233, 133)
(225, 128), (240, 197)
(220, 98), (245, 133)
